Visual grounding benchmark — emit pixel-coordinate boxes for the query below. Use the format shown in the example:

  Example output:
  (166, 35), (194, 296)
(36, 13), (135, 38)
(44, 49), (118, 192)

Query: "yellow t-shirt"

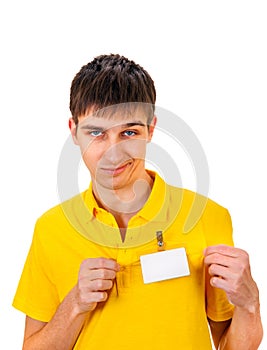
(13, 172), (234, 349)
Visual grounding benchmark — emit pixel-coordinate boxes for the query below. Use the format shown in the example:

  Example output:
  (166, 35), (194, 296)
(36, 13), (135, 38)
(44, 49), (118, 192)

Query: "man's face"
(70, 106), (156, 192)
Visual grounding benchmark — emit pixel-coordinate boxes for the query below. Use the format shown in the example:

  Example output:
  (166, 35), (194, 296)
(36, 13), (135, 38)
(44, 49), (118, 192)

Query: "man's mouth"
(100, 161), (133, 176)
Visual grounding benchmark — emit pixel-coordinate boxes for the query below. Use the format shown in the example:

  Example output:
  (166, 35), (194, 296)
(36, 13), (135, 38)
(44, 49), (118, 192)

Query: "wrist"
(66, 286), (90, 319)
(235, 300), (261, 316)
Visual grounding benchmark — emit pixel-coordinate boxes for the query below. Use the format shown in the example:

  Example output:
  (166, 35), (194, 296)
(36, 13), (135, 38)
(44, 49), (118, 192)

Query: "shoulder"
(167, 183), (229, 217)
(167, 183), (233, 243)
(34, 191), (88, 238)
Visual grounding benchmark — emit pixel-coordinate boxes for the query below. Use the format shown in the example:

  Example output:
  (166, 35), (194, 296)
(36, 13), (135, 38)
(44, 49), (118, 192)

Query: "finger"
(88, 279), (114, 292)
(204, 253), (233, 268)
(84, 268), (117, 281)
(208, 264), (231, 279)
(81, 258), (120, 272)
(204, 248), (250, 274)
(86, 291), (109, 303)
(204, 244), (238, 258)
(209, 275), (229, 290)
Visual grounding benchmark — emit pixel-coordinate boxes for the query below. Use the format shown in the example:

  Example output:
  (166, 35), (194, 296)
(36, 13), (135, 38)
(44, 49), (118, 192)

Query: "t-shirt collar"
(85, 170), (169, 224)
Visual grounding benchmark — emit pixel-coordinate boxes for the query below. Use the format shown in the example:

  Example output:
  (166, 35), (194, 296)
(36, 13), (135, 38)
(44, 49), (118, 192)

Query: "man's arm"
(23, 258), (120, 350)
(23, 291), (87, 350)
(205, 245), (263, 350)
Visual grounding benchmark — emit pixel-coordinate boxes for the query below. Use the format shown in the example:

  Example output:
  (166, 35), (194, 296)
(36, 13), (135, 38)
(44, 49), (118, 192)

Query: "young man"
(13, 54), (263, 349)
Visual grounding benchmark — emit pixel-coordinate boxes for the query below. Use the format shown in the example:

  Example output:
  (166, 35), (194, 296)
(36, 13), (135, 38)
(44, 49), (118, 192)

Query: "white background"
(1, 1), (266, 348)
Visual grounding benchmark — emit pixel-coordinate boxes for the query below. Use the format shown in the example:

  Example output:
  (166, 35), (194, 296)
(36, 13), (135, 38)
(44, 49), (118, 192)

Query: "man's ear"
(148, 115), (157, 142)
(69, 118), (79, 145)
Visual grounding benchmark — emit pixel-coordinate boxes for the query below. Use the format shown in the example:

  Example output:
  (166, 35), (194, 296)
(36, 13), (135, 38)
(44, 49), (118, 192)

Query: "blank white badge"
(140, 247), (190, 284)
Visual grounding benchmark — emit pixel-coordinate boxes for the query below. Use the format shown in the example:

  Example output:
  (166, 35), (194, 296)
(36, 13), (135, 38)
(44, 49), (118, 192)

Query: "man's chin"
(93, 176), (126, 191)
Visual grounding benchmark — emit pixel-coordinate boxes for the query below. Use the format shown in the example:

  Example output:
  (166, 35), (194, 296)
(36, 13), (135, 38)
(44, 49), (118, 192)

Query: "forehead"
(78, 103), (152, 127)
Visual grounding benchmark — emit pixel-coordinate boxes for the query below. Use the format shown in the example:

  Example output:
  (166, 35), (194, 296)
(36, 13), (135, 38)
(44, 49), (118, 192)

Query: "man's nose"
(103, 136), (125, 164)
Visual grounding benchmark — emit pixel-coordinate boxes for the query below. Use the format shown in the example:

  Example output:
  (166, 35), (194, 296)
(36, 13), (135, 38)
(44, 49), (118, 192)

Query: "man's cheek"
(124, 139), (147, 159)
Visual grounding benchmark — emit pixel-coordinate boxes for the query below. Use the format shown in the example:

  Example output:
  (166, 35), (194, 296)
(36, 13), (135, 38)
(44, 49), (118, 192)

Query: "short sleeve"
(203, 204), (235, 321)
(12, 218), (60, 322)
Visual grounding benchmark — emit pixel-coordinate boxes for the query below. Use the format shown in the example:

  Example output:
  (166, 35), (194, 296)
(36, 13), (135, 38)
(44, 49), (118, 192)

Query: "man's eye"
(90, 130), (103, 137)
(122, 130), (137, 137)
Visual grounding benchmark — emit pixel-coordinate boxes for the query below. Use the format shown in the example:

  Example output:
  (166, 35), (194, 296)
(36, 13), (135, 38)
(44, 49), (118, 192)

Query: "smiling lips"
(100, 161), (133, 176)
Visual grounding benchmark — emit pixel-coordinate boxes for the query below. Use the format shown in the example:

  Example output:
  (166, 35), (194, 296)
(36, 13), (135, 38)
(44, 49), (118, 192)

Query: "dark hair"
(69, 54), (156, 124)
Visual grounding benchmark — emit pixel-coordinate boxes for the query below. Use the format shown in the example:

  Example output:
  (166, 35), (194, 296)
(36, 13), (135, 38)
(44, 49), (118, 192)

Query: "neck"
(92, 171), (154, 224)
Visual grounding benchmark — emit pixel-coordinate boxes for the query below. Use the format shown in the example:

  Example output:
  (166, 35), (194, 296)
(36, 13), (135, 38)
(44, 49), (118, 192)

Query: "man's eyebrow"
(123, 121), (146, 127)
(80, 124), (105, 130)
(80, 121), (146, 130)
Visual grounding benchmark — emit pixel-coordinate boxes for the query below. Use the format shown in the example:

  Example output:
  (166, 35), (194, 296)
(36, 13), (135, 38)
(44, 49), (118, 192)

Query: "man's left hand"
(204, 244), (259, 311)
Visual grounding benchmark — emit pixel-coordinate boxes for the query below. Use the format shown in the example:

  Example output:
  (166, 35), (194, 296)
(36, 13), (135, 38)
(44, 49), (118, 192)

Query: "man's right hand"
(74, 257), (120, 314)
(22, 258), (120, 349)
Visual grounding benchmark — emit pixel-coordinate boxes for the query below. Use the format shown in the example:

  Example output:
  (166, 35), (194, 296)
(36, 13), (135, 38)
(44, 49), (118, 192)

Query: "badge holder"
(156, 230), (165, 251)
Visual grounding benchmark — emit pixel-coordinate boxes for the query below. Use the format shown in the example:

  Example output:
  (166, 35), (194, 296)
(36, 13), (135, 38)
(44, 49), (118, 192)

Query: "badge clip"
(156, 230), (165, 251)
